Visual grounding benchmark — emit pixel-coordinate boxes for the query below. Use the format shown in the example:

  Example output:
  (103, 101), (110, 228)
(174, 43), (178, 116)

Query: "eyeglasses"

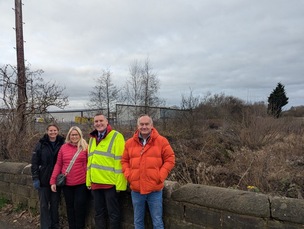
(70, 134), (79, 137)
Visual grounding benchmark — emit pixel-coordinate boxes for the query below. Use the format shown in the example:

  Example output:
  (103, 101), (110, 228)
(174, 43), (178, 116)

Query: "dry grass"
(166, 115), (304, 199)
(0, 104), (303, 199)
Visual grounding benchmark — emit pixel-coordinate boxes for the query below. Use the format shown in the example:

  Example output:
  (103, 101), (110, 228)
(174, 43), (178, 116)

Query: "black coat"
(31, 134), (65, 187)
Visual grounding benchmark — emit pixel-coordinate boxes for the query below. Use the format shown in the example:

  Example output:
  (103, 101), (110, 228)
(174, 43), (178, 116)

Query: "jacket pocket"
(147, 168), (161, 185)
(39, 166), (52, 186)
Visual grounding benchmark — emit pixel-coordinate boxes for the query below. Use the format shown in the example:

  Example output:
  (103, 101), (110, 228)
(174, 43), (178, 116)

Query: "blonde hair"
(66, 126), (88, 150)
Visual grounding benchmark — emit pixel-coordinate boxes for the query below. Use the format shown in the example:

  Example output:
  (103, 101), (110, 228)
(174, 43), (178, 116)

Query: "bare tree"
(124, 60), (143, 106)
(123, 58), (163, 117)
(27, 69), (68, 113)
(0, 64), (68, 160)
(141, 59), (163, 112)
(179, 88), (201, 134)
(181, 88), (200, 110)
(1, 65), (68, 114)
(88, 69), (119, 119)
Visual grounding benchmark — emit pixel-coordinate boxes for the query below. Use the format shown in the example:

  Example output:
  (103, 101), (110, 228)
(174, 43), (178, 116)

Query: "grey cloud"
(1, 0), (304, 110)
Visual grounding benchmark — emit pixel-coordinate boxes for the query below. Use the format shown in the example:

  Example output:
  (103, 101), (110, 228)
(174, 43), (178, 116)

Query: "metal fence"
(33, 105), (189, 136)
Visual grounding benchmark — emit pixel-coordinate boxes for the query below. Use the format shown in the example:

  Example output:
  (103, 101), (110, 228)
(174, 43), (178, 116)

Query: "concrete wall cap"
(171, 183), (270, 217)
(0, 161), (29, 174)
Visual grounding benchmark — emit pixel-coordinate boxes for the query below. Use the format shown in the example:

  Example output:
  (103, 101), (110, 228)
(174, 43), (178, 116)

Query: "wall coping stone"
(270, 196), (304, 224)
(0, 161), (29, 174)
(171, 183), (270, 218)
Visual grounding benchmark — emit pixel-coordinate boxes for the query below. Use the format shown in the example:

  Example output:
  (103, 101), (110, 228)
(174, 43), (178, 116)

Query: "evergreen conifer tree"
(267, 82), (289, 118)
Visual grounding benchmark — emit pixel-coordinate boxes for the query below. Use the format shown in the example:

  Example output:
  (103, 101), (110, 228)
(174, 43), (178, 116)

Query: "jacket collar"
(90, 124), (113, 139)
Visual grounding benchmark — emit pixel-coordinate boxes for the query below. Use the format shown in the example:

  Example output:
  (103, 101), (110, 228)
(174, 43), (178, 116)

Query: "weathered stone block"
(30, 188), (39, 199)
(270, 196), (304, 224)
(26, 176), (33, 186)
(0, 180), (9, 190)
(0, 162), (28, 174)
(172, 183), (270, 218)
(120, 191), (134, 225)
(164, 199), (184, 219)
(220, 211), (267, 229)
(0, 192), (11, 200)
(165, 218), (207, 229)
(164, 180), (181, 199)
(267, 220), (304, 229)
(184, 203), (222, 228)
(6, 174), (26, 184)
(11, 193), (28, 205)
(16, 185), (31, 197)
(3, 174), (12, 182)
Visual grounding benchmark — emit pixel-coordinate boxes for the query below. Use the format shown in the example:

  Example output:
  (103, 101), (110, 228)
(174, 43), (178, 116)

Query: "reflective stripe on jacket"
(86, 130), (127, 191)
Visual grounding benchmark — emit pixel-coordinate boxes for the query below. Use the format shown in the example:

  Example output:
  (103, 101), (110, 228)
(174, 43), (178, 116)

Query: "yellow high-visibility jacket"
(86, 130), (127, 191)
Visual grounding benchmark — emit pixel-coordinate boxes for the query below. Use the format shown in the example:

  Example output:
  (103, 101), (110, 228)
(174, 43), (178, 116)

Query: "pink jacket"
(50, 143), (87, 186)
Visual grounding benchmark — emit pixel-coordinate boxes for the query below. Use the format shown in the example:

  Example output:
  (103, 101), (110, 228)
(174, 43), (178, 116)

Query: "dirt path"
(0, 204), (39, 229)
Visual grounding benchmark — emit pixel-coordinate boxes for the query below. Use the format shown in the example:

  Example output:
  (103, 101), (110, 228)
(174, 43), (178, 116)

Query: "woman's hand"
(51, 184), (57, 192)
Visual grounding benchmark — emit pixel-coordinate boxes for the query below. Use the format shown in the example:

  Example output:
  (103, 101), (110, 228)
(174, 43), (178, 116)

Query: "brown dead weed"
(0, 203), (39, 228)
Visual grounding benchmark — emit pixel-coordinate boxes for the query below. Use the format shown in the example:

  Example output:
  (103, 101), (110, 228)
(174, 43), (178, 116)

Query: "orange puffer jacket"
(122, 128), (175, 194)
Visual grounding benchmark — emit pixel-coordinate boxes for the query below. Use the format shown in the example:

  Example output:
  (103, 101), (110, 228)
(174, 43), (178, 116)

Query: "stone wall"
(0, 161), (304, 229)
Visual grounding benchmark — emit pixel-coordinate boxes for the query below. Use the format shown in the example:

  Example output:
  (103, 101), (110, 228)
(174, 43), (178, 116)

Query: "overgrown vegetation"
(3, 6), (299, 200)
(0, 196), (9, 209)
(161, 94), (304, 199)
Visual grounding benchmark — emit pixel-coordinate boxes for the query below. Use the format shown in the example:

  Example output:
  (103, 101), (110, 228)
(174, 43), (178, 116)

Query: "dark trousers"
(92, 187), (121, 229)
(38, 186), (61, 229)
(63, 184), (88, 229)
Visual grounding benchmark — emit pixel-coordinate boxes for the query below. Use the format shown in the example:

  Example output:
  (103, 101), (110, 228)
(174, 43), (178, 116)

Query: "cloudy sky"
(1, 0), (304, 110)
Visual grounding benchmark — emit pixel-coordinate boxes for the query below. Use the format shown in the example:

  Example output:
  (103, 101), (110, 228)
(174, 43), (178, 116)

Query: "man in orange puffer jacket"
(122, 114), (175, 229)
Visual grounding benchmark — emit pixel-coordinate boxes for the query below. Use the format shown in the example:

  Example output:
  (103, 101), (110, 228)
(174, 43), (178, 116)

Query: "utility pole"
(14, 0), (27, 133)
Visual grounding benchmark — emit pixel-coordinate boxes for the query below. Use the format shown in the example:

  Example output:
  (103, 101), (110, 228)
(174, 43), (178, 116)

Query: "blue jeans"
(131, 190), (164, 229)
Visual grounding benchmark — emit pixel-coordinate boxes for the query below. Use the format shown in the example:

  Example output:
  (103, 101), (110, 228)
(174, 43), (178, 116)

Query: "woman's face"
(47, 126), (59, 141)
(70, 130), (80, 145)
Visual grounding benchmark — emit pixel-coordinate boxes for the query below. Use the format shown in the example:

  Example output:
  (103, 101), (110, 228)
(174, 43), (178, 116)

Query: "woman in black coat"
(31, 123), (65, 229)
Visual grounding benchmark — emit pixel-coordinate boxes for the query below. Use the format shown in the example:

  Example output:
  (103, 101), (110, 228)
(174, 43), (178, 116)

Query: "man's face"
(138, 116), (153, 137)
(94, 115), (108, 132)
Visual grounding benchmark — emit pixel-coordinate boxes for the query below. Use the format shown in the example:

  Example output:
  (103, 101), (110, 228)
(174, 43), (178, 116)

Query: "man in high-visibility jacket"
(86, 113), (127, 229)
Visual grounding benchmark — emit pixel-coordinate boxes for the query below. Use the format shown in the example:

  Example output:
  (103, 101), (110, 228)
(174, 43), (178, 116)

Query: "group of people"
(31, 113), (175, 229)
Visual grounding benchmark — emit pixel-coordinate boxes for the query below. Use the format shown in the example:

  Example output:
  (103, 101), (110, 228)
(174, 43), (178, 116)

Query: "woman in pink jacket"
(50, 126), (88, 229)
